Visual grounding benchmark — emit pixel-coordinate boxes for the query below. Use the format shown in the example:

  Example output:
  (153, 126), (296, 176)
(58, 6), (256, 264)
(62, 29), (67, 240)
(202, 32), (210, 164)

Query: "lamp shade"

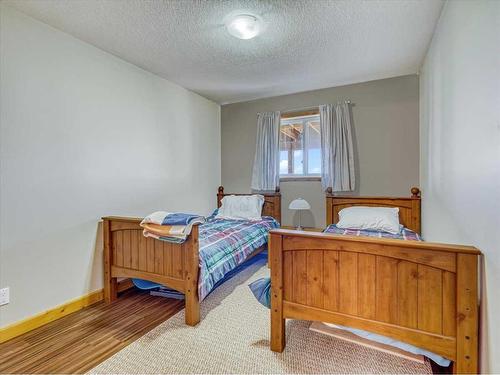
(289, 198), (310, 210)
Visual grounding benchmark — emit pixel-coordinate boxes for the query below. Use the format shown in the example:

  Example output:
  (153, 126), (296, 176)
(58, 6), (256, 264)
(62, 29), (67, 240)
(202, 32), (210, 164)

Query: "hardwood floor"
(0, 288), (183, 374)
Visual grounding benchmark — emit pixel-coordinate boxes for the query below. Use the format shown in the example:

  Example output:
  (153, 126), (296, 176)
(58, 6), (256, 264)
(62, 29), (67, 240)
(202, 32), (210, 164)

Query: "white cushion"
(216, 195), (265, 221)
(336, 206), (401, 234)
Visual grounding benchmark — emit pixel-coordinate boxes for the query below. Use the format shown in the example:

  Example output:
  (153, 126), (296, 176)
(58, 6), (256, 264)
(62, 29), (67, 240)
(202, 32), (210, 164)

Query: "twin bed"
(102, 186), (281, 326)
(269, 188), (480, 373)
(102, 186), (480, 373)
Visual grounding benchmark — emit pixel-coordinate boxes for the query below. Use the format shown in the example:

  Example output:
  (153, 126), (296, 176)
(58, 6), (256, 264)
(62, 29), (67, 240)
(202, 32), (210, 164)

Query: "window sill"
(279, 176), (321, 182)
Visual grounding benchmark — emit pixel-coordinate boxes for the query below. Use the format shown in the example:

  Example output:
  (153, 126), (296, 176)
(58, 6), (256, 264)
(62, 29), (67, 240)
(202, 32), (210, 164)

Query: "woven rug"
(90, 256), (432, 374)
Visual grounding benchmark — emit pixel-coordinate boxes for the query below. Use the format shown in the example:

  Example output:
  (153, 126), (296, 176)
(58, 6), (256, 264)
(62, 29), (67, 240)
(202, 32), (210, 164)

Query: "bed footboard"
(102, 216), (200, 326)
(269, 229), (480, 374)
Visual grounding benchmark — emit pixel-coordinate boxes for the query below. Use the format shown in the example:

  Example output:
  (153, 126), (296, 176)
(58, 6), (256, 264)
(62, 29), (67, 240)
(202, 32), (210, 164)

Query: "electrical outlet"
(0, 287), (9, 306)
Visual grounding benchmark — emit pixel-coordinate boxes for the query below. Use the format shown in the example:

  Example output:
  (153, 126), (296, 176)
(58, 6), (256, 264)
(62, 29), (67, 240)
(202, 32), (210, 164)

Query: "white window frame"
(279, 114), (321, 178)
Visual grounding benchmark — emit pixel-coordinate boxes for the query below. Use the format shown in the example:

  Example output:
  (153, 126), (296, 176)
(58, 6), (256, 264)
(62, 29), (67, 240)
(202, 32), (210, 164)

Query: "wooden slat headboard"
(217, 186), (281, 223)
(326, 187), (421, 233)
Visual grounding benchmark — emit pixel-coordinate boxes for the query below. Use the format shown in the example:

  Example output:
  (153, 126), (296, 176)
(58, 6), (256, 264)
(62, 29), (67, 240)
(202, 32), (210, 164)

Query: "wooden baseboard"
(0, 279), (134, 344)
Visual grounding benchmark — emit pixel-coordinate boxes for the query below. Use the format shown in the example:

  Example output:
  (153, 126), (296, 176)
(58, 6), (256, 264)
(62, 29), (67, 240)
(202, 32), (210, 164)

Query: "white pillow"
(336, 206), (401, 234)
(216, 195), (265, 221)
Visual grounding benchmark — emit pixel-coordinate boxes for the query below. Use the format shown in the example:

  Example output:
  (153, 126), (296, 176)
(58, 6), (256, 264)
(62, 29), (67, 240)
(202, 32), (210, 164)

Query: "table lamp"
(289, 198), (311, 230)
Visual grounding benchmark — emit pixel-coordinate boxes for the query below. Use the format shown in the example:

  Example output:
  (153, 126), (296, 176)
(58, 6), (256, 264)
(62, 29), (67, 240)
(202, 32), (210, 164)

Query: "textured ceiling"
(5, 0), (443, 104)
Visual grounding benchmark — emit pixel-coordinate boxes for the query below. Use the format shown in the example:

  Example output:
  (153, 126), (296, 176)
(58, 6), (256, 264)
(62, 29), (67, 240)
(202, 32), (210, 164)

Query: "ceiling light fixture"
(225, 14), (260, 40)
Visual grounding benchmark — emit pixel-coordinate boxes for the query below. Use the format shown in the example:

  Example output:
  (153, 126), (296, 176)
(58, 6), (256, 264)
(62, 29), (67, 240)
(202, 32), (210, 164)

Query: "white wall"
(419, 1), (500, 372)
(0, 6), (221, 327)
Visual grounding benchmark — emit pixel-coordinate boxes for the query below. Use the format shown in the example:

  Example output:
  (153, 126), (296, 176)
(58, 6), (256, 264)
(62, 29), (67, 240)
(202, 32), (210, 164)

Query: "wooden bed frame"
(103, 186), (281, 326)
(269, 188), (480, 373)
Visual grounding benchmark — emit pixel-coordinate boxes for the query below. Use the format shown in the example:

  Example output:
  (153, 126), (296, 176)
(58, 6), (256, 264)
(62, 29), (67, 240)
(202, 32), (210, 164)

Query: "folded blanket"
(142, 223), (188, 236)
(140, 211), (205, 243)
(140, 231), (187, 244)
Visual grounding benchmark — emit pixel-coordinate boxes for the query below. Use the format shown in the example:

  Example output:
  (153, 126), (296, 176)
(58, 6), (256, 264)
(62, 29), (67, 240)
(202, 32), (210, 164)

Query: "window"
(279, 114), (321, 177)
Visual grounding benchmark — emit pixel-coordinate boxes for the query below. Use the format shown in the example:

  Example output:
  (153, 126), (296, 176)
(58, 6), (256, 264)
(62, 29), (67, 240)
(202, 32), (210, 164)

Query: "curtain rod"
(281, 100), (352, 114)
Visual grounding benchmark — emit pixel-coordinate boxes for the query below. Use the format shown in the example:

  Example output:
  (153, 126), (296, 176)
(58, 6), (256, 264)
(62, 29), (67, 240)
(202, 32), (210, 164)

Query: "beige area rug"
(90, 257), (432, 374)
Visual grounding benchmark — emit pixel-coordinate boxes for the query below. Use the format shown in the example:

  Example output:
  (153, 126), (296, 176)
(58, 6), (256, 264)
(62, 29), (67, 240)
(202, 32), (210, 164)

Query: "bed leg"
(270, 232), (285, 352)
(104, 278), (118, 303)
(185, 288), (200, 326)
(271, 313), (285, 352)
(185, 224), (200, 326)
(103, 219), (117, 303)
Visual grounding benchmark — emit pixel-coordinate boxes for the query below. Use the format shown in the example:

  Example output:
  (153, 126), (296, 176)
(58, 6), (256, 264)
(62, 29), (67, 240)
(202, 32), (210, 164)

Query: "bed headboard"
(217, 186), (281, 223)
(326, 187), (421, 233)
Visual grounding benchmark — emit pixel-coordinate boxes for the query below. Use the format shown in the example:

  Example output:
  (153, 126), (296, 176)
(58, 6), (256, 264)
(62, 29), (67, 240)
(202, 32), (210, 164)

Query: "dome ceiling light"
(225, 14), (261, 40)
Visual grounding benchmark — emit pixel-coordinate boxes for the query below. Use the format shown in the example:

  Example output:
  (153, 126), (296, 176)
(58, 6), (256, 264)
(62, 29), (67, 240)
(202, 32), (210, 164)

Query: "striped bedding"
(324, 224), (422, 241)
(198, 216), (278, 300)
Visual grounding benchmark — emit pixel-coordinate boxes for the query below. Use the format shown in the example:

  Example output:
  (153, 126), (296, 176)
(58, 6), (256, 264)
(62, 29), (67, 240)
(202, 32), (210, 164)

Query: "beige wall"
(419, 1), (499, 372)
(221, 75), (419, 227)
(0, 6), (220, 327)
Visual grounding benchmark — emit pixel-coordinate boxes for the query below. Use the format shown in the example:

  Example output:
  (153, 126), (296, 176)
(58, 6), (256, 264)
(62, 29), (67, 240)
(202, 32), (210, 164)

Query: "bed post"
(410, 187), (421, 234)
(270, 232), (285, 352)
(103, 218), (117, 303)
(217, 186), (224, 208)
(184, 223), (200, 326)
(325, 187), (333, 225)
(274, 186), (281, 223)
(454, 254), (479, 374)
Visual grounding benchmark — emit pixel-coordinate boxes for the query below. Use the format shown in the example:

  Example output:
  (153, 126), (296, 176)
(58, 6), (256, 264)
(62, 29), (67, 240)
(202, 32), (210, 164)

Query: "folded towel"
(140, 211), (205, 243)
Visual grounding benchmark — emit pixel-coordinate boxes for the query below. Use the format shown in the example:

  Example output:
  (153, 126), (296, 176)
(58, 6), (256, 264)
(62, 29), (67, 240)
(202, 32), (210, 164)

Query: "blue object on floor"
(132, 278), (163, 290)
(248, 277), (271, 308)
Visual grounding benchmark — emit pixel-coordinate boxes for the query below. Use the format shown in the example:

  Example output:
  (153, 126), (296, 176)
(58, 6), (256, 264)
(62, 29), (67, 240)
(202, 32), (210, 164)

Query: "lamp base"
(296, 226), (303, 231)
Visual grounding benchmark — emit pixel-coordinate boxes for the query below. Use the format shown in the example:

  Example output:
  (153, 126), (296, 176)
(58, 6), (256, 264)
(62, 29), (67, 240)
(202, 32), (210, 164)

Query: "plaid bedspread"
(198, 216), (279, 300)
(324, 224), (422, 241)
